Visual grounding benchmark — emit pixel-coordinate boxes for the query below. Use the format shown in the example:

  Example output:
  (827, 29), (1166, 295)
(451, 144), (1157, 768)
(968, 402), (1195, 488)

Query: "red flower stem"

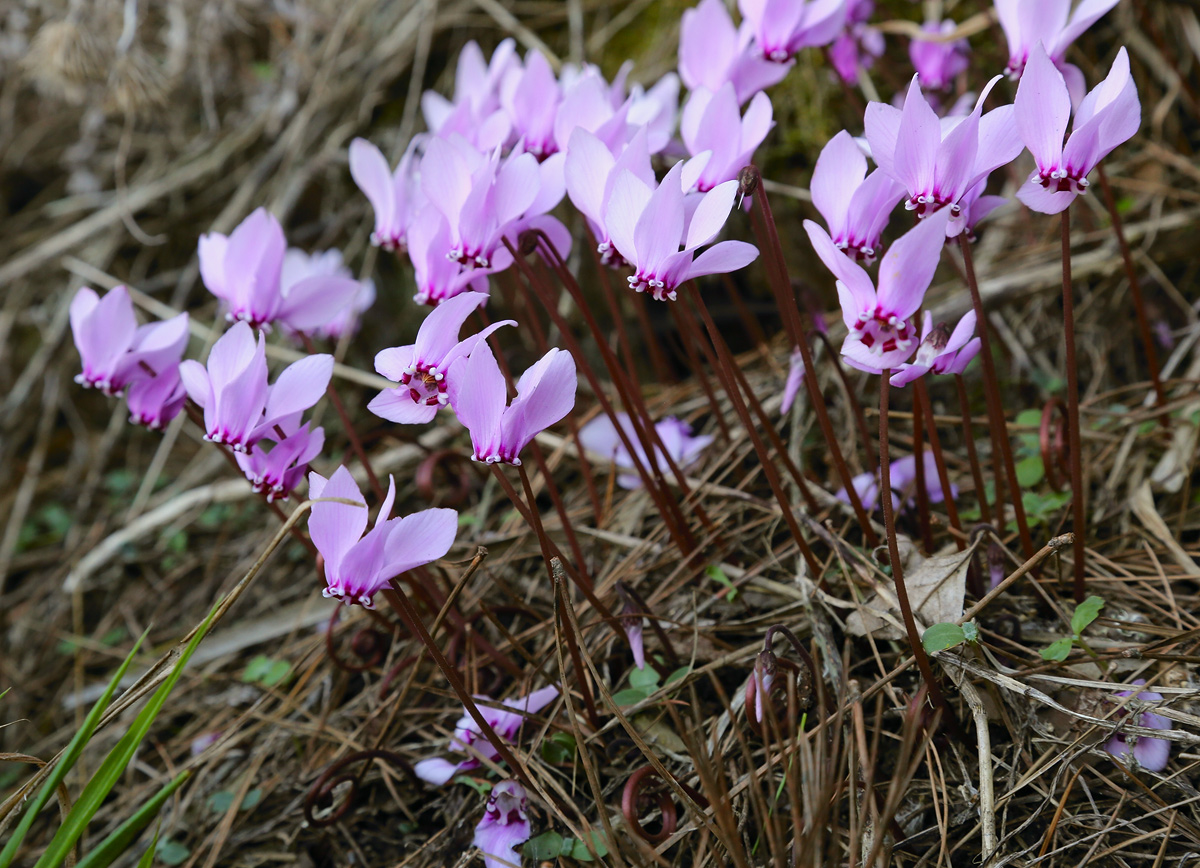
(378, 582), (532, 786)
(746, 170), (880, 547)
(1060, 210), (1087, 603)
(631, 288), (675, 385)
(667, 302), (734, 442)
(545, 556), (603, 732)
(719, 272), (770, 352)
(528, 439), (592, 591)
(300, 334), (384, 503)
(911, 383), (935, 553)
(812, 330), (877, 471)
(957, 235), (1034, 559)
(879, 374), (960, 737)
(915, 377), (964, 549)
(685, 283), (824, 580)
(586, 233), (642, 383)
(953, 375), (992, 526)
(1095, 163), (1167, 421)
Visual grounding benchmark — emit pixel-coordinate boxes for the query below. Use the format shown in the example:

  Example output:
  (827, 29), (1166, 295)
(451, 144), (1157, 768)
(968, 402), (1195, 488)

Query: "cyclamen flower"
(178, 321), (333, 453)
(349, 137), (421, 252)
(837, 452), (956, 511)
(780, 348), (806, 416)
(679, 0), (791, 103)
(474, 782), (532, 868)
(805, 207), (951, 370)
(406, 206), (491, 306)
(829, 0), (885, 86)
(1013, 43), (1139, 215)
(235, 421), (324, 502)
(959, 178), (1009, 241)
(865, 76), (1023, 237)
(500, 50), (562, 158)
(997, 0), (1120, 102)
(680, 84), (773, 191)
(280, 248), (375, 341)
(369, 291), (514, 424)
(739, 0), (848, 62)
(564, 126), (656, 266)
(422, 39), (516, 151)
(1105, 680), (1172, 772)
(604, 161), (759, 301)
(888, 311), (981, 387)
(577, 412), (713, 490)
(909, 20), (970, 91)
(810, 130), (904, 264)
(309, 466), (458, 609)
(415, 685), (559, 784)
(198, 208), (362, 332)
(125, 364), (187, 430)
(70, 285), (189, 396)
(448, 343), (577, 466)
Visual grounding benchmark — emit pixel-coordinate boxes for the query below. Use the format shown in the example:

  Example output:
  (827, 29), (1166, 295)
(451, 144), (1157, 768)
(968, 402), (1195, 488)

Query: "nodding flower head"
(810, 130), (904, 265)
(349, 137), (422, 252)
(235, 420), (324, 503)
(679, 83), (774, 192)
(679, 0), (791, 103)
(1104, 680), (1173, 772)
(908, 20), (970, 92)
(70, 286), (189, 397)
(739, 0), (849, 63)
(474, 781), (532, 868)
(996, 0), (1119, 102)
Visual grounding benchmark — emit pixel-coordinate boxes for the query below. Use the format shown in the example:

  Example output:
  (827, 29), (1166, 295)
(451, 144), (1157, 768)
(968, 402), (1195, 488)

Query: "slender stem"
(528, 440), (591, 590)
(548, 557), (603, 731)
(879, 375), (960, 737)
(1061, 211), (1087, 602)
(1095, 163), (1166, 418)
(957, 235), (1034, 559)
(631, 287), (675, 385)
(954, 375), (991, 526)
(813, 330), (877, 471)
(915, 377), (964, 549)
(911, 384), (935, 553)
(669, 302), (734, 441)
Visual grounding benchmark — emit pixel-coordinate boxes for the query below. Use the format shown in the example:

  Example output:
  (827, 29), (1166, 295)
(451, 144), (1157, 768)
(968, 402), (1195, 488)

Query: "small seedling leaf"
(523, 831), (564, 860)
(961, 621), (980, 643)
(154, 840), (189, 867)
(628, 665), (661, 692)
(568, 831), (609, 861)
(922, 623), (966, 654)
(705, 564), (737, 600)
(664, 666), (691, 686)
(1070, 595), (1106, 637)
(610, 688), (648, 707)
(453, 776), (492, 797)
(1040, 637), (1074, 662)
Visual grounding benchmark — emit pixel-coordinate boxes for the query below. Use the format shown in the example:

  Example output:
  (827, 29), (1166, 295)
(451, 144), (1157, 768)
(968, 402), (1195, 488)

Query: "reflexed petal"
(414, 290), (489, 365)
(812, 131), (867, 235)
(685, 180), (738, 250)
(178, 359), (212, 409)
(875, 207), (950, 320)
(261, 354), (334, 431)
(564, 127), (616, 226)
(684, 239), (759, 281)
(803, 220), (876, 321)
(1015, 44), (1070, 171)
(604, 169), (652, 266)
(863, 101), (902, 180)
(374, 345), (416, 382)
(278, 277), (363, 333)
(414, 757), (461, 786)
(1016, 175), (1075, 214)
(349, 138), (396, 238)
(633, 161), (686, 273)
(309, 466), (368, 575)
(367, 390), (441, 424)
(382, 507), (459, 575)
(893, 76), (940, 194)
(447, 341), (507, 458)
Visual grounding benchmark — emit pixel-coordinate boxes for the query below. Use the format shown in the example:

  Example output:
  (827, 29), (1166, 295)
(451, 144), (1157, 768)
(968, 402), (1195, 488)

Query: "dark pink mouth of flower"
(627, 273), (677, 302)
(399, 366), (449, 407)
(905, 193), (959, 219)
(1038, 167), (1089, 195)
(851, 311), (916, 355)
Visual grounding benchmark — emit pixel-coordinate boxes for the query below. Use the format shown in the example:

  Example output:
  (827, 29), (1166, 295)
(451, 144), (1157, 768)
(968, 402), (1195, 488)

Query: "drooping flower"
(836, 451), (956, 511)
(564, 126), (656, 266)
(739, 0), (848, 62)
(810, 130), (904, 264)
(125, 364), (187, 430)
(680, 84), (774, 192)
(804, 207), (951, 370)
(178, 321), (333, 453)
(474, 781), (532, 868)
(908, 20), (970, 92)
(577, 412), (713, 490)
(280, 248), (376, 341)
(829, 0), (885, 86)
(780, 348), (806, 416)
(1105, 679), (1173, 772)
(448, 342), (577, 466)
(421, 39), (516, 151)
(604, 161), (759, 301)
(235, 420), (324, 502)
(70, 285), (190, 396)
(1013, 43), (1139, 215)
(415, 685), (559, 784)
(369, 291), (514, 424)
(865, 75), (1023, 237)
(996, 0), (1120, 102)
(888, 311), (981, 387)
(406, 206), (492, 306)
(615, 584), (647, 669)
(308, 465), (458, 609)
(198, 208), (362, 332)
(679, 0), (791, 102)
(349, 137), (421, 252)
(500, 49), (563, 159)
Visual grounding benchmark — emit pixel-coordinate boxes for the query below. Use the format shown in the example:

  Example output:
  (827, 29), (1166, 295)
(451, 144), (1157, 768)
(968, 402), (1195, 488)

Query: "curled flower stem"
(303, 749), (417, 827)
(957, 235), (1034, 559)
(621, 766), (679, 843)
(954, 375), (992, 525)
(915, 377), (964, 549)
(1095, 163), (1166, 419)
(324, 603), (389, 673)
(1060, 210), (1087, 603)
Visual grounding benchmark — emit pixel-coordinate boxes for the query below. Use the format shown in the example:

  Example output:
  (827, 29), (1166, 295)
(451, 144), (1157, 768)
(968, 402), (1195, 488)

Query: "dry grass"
(2, 0), (1200, 866)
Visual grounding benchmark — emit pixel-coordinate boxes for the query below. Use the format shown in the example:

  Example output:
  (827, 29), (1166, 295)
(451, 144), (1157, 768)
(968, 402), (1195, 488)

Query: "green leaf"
(922, 623), (967, 654)
(1015, 455), (1045, 487)
(453, 776), (493, 797)
(205, 787), (260, 814)
(1015, 409), (1043, 428)
(74, 771), (190, 868)
(240, 788), (262, 810)
(541, 732), (576, 765)
(610, 688), (649, 707)
(664, 666), (691, 686)
(1071, 595), (1106, 637)
(135, 823), (160, 868)
(0, 631), (147, 868)
(523, 831), (565, 860)
(154, 839), (189, 866)
(568, 831), (609, 861)
(961, 621), (980, 643)
(242, 656), (291, 687)
(1040, 637), (1074, 662)
(705, 564), (737, 600)
(628, 665), (661, 692)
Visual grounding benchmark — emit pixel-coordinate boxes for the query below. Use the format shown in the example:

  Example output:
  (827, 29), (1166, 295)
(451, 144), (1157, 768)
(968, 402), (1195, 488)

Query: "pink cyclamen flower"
(280, 248), (376, 341)
(406, 206), (492, 306)
(349, 137), (421, 252)
(1105, 680), (1172, 771)
(422, 39), (516, 151)
(474, 781), (532, 868)
(679, 0), (791, 103)
(865, 76), (1023, 237)
(70, 286), (189, 396)
(604, 161), (759, 301)
(837, 452), (956, 511)
(780, 348), (806, 416)
(125, 364), (188, 430)
(829, 0), (885, 86)
(739, 0), (848, 62)
(1014, 43), (1139, 215)
(178, 321), (332, 453)
(909, 20), (970, 91)
(804, 207), (951, 370)
(198, 208), (362, 332)
(500, 50), (562, 159)
(415, 685), (560, 784)
(616, 587), (647, 669)
(811, 130), (905, 264)
(369, 291), (514, 424)
(565, 126), (656, 267)
(888, 311), (981, 387)
(309, 465), (458, 608)
(577, 412), (713, 490)
(235, 420), (324, 502)
(680, 84), (773, 192)
(448, 343), (577, 466)
(997, 0), (1120, 102)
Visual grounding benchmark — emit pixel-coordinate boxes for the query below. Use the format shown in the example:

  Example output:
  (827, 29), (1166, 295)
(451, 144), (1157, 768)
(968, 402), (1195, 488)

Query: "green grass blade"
(72, 771), (190, 868)
(33, 603), (219, 868)
(135, 823), (161, 868)
(0, 631), (147, 868)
